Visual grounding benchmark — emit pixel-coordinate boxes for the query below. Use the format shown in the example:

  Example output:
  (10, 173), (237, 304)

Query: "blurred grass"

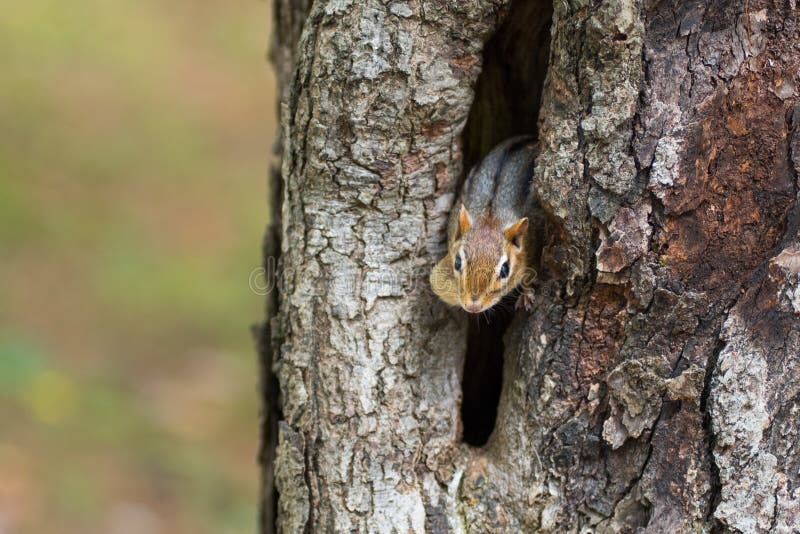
(0, 0), (275, 532)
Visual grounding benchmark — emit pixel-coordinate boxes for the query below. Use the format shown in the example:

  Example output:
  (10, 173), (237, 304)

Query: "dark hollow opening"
(460, 305), (515, 445)
(459, 0), (553, 447)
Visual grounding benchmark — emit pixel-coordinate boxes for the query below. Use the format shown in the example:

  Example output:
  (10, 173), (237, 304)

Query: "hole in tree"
(460, 308), (515, 446)
(459, 0), (552, 446)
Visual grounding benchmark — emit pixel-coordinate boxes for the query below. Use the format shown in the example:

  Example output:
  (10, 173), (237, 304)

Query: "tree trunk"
(259, 1), (800, 532)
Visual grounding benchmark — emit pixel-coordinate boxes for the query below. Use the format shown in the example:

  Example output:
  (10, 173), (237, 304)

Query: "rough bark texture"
(261, 0), (800, 532)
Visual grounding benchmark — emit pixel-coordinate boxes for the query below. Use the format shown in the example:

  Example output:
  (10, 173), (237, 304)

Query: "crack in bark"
(702, 333), (724, 529)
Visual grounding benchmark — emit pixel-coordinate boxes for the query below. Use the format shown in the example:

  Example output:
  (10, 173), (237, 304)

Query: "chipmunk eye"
(454, 254), (462, 272)
(499, 261), (510, 279)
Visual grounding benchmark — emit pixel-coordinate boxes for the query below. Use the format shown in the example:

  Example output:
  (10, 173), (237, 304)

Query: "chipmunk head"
(449, 205), (528, 313)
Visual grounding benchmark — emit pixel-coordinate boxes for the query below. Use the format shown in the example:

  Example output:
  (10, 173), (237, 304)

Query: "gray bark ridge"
(265, 0), (800, 532)
(272, 1), (509, 532)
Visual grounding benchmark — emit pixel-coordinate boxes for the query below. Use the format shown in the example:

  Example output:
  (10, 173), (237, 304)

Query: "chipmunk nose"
(464, 295), (482, 313)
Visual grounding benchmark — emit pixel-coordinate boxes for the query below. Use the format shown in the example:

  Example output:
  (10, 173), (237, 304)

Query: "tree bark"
(260, 1), (800, 532)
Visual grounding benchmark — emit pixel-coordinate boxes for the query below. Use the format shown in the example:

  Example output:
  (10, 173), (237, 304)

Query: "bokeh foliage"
(0, 1), (275, 532)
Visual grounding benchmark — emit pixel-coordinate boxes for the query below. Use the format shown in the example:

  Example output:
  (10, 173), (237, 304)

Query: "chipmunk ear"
(456, 204), (472, 240)
(504, 217), (529, 249)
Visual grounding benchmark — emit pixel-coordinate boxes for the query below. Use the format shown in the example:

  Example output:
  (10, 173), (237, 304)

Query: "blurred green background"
(0, 1), (275, 532)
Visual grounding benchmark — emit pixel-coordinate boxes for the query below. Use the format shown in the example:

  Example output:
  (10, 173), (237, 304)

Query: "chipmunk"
(430, 136), (538, 313)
